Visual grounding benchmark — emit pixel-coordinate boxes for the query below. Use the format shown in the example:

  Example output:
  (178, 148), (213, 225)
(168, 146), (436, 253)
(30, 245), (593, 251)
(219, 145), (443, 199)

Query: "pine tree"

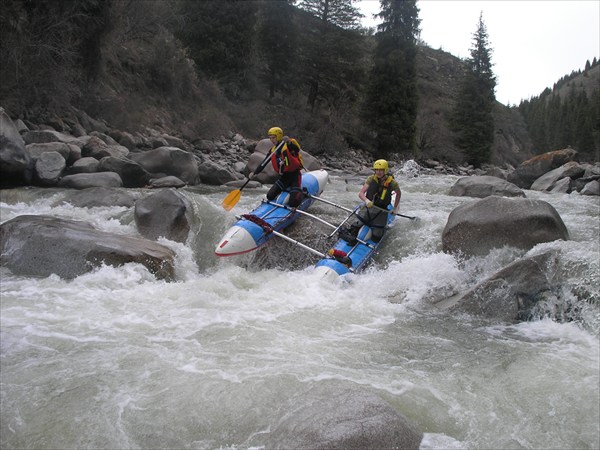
(450, 12), (496, 167)
(255, 0), (298, 99)
(298, 0), (365, 109)
(299, 0), (363, 29)
(362, 0), (420, 155)
(175, 0), (258, 98)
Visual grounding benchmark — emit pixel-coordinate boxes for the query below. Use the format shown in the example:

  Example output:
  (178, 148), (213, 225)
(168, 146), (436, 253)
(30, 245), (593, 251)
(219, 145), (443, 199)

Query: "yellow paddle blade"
(222, 189), (241, 211)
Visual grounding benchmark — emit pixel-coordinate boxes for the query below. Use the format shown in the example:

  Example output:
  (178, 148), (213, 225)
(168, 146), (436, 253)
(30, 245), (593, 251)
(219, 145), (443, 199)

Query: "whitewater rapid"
(1, 169), (598, 449)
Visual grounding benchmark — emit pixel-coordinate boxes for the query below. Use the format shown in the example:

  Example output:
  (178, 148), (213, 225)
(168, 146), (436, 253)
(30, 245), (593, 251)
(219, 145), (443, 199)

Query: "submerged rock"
(436, 250), (562, 322)
(262, 383), (423, 450)
(1, 215), (176, 280)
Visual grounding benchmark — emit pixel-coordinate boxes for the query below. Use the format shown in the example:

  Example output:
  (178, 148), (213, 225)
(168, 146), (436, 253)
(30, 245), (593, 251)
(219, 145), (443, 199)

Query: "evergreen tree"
(255, 0), (298, 99)
(175, 0), (258, 98)
(298, 0), (365, 109)
(299, 0), (363, 29)
(362, 0), (420, 155)
(519, 59), (599, 161)
(450, 12), (496, 166)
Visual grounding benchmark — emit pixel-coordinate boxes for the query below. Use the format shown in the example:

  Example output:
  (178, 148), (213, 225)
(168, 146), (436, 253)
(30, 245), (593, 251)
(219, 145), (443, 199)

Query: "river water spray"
(1, 168), (598, 449)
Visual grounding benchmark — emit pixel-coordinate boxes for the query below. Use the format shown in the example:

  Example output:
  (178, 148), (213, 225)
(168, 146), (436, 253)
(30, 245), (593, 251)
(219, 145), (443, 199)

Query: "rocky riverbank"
(1, 106), (599, 196)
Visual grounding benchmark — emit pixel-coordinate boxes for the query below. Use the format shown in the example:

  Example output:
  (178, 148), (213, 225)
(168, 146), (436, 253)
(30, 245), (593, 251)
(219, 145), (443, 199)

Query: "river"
(1, 167), (599, 449)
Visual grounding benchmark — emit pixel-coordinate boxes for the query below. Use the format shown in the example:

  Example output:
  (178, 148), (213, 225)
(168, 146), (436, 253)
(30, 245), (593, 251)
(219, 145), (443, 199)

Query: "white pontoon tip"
(313, 265), (343, 283)
(310, 169), (329, 196)
(214, 225), (257, 256)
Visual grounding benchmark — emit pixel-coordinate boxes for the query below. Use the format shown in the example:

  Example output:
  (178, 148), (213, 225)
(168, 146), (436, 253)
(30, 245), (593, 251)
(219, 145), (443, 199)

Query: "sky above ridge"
(357, 0), (600, 106)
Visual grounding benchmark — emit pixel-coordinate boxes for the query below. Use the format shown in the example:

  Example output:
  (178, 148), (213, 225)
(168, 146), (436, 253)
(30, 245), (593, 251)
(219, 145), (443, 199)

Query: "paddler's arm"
(358, 181), (372, 208)
(392, 184), (401, 214)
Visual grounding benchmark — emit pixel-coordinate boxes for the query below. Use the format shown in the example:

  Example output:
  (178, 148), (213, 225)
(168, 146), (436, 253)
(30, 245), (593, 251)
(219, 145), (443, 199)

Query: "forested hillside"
(0, 0), (597, 166)
(518, 59), (600, 162)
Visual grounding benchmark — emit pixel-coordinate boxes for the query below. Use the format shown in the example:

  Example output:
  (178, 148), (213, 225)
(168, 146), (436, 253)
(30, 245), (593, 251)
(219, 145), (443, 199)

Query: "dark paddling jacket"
(365, 174), (398, 208)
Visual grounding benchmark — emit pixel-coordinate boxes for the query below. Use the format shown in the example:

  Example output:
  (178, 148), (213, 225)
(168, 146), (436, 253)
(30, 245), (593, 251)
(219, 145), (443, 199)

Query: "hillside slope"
(416, 46), (532, 166)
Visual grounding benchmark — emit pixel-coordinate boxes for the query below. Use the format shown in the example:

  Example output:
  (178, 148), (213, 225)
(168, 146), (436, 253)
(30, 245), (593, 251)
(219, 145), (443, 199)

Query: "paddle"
(221, 141), (285, 211)
(307, 193), (419, 221)
(370, 204), (420, 221)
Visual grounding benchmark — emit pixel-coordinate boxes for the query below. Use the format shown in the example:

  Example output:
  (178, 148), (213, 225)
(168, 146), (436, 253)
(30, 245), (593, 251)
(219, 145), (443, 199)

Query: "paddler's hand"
(248, 171), (255, 179)
(393, 206), (399, 215)
(365, 200), (373, 208)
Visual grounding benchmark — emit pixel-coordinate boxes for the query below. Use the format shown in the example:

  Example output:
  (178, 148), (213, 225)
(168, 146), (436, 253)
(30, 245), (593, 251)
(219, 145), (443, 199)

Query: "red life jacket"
(270, 138), (304, 174)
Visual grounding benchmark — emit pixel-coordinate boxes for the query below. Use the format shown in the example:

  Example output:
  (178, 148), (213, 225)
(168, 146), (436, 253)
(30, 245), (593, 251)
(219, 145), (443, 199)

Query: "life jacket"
(366, 174), (394, 208)
(271, 138), (304, 174)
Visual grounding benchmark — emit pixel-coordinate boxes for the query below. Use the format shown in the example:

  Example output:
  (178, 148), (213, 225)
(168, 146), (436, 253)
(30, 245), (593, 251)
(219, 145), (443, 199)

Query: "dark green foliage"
(0, 0), (112, 112)
(299, 0), (363, 29)
(255, 0), (298, 98)
(518, 59), (600, 162)
(450, 13), (496, 167)
(298, 0), (366, 110)
(175, 0), (258, 99)
(362, 0), (420, 156)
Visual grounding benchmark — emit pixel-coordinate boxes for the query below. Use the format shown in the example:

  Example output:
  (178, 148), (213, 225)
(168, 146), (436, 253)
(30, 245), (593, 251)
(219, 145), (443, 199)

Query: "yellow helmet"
(373, 159), (389, 174)
(267, 127), (283, 142)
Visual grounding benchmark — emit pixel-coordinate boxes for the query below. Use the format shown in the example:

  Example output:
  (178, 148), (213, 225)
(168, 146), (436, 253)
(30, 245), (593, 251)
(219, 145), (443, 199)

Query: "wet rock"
(58, 172), (123, 189)
(442, 196), (569, 257)
(448, 175), (525, 198)
(129, 146), (199, 184)
(263, 383), (423, 450)
(34, 151), (66, 185)
(97, 156), (150, 187)
(134, 189), (191, 243)
(0, 107), (33, 186)
(1, 215), (176, 280)
(530, 161), (585, 192)
(147, 176), (186, 188)
(580, 179), (600, 196)
(436, 250), (561, 322)
(507, 148), (578, 189)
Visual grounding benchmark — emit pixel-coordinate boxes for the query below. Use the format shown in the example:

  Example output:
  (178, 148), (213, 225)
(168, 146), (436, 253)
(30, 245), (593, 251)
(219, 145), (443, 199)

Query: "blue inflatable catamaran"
(215, 169), (329, 256)
(217, 173), (416, 279)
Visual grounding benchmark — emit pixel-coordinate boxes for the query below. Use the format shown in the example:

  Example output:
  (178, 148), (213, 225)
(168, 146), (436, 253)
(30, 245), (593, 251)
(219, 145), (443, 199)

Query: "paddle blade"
(222, 189), (241, 211)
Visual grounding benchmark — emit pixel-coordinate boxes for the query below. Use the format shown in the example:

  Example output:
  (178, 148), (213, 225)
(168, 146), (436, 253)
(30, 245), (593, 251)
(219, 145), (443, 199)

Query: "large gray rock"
(442, 196), (569, 257)
(69, 156), (100, 174)
(134, 189), (191, 243)
(530, 161), (585, 192)
(1, 215), (176, 280)
(21, 129), (86, 146)
(34, 151), (66, 185)
(263, 383), (422, 450)
(81, 136), (129, 159)
(58, 172), (123, 189)
(97, 156), (150, 187)
(198, 159), (241, 185)
(0, 107), (33, 186)
(247, 150), (278, 184)
(147, 176), (186, 188)
(25, 142), (72, 161)
(449, 175), (525, 198)
(507, 148), (577, 189)
(436, 250), (561, 322)
(130, 146), (199, 184)
(580, 179), (600, 196)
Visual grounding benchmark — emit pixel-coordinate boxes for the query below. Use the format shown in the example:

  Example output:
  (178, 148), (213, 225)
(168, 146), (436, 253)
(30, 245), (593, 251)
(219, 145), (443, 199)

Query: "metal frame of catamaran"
(248, 194), (419, 274)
